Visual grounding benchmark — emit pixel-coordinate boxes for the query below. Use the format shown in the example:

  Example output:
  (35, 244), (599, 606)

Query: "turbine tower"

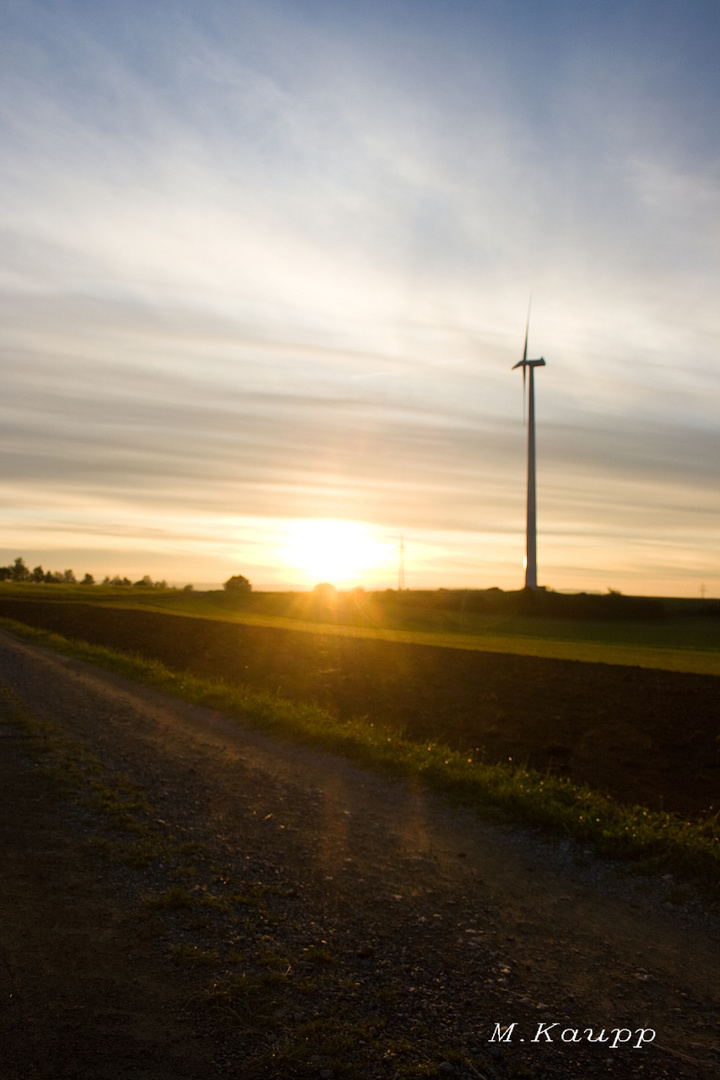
(512, 311), (546, 590)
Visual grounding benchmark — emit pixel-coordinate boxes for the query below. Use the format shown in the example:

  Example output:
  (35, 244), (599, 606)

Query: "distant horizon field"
(1, 584), (718, 674)
(168, 583), (720, 598)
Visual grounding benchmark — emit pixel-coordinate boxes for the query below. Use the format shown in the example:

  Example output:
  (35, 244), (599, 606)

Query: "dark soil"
(1, 599), (718, 817)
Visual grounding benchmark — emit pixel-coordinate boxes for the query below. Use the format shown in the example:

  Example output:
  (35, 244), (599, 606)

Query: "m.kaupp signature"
(489, 1022), (656, 1049)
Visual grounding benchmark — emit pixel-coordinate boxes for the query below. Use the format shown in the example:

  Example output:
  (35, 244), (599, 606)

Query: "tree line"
(0, 556), (169, 589)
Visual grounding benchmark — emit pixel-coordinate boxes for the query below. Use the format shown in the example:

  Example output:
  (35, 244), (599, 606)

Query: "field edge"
(1, 586), (718, 674)
(2, 615), (718, 904)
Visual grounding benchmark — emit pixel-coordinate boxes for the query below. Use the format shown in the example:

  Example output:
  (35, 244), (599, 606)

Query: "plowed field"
(1, 599), (718, 816)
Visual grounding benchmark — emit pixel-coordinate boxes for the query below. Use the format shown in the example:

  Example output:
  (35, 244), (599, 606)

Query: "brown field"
(2, 598), (718, 817)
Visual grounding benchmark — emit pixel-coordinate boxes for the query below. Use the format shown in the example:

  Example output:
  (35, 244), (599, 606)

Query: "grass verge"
(2, 615), (718, 899)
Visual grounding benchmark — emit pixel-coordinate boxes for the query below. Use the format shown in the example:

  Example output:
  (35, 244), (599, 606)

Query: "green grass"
(2, 582), (717, 672)
(2, 615), (718, 900)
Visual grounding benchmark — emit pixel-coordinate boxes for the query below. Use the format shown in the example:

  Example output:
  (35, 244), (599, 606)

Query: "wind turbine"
(512, 308), (546, 590)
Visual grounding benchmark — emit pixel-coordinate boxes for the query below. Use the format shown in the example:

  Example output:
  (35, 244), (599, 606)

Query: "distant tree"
(313, 582), (337, 601)
(0, 566), (11, 581)
(31, 565), (45, 583)
(134, 575), (154, 588)
(62, 569), (77, 584)
(311, 582), (338, 617)
(223, 574), (252, 593)
(44, 570), (63, 583)
(182, 583), (194, 592)
(11, 557), (30, 582)
(81, 573), (95, 585)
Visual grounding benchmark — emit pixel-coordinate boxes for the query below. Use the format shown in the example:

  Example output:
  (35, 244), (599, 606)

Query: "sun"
(281, 520), (385, 587)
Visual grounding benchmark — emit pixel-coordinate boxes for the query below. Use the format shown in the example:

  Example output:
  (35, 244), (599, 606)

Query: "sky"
(1, 0), (718, 594)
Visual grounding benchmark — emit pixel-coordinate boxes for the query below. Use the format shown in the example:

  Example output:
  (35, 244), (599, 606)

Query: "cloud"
(0, 0), (717, 591)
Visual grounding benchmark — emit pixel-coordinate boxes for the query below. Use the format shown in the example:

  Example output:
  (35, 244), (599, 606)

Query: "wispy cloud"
(0, 0), (717, 591)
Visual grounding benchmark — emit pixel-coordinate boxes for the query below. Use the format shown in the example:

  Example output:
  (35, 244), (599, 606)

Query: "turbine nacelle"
(511, 358), (546, 370)
(512, 302), (545, 398)
(512, 358), (545, 419)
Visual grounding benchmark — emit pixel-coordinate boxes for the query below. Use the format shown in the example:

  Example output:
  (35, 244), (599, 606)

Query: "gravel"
(1, 628), (719, 1079)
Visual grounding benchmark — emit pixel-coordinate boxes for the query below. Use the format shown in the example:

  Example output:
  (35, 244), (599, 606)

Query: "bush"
(223, 574), (252, 594)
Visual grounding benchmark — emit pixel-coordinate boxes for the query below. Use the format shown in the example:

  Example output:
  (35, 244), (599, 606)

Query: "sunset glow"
(280, 520), (388, 588)
(0, 2), (717, 594)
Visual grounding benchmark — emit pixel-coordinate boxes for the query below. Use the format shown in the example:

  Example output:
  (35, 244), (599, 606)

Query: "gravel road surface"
(0, 627), (718, 1079)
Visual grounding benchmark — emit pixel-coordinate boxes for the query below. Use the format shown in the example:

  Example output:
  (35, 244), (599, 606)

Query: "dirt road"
(0, 628), (718, 1079)
(1, 599), (718, 816)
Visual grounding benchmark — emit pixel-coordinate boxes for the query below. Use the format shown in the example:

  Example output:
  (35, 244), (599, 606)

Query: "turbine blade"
(523, 297), (532, 363)
(523, 364), (527, 424)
